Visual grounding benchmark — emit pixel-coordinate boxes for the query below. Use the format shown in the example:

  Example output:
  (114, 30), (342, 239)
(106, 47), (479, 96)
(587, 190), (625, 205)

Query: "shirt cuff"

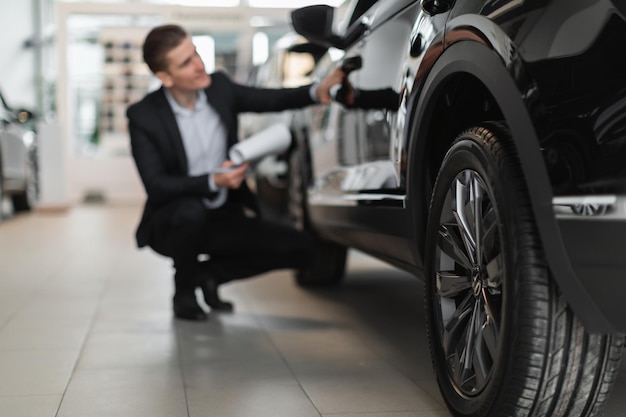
(208, 174), (219, 192)
(309, 82), (320, 103)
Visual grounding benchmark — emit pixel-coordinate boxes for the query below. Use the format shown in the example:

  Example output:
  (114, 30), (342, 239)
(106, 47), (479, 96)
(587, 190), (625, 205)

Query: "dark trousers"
(147, 198), (314, 289)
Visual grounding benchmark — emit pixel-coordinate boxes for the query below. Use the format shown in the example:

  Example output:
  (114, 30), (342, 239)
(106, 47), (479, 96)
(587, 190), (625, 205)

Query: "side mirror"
(291, 5), (343, 49)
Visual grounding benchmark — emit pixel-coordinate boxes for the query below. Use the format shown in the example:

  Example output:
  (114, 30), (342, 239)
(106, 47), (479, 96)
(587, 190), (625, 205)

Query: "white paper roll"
(229, 123), (291, 165)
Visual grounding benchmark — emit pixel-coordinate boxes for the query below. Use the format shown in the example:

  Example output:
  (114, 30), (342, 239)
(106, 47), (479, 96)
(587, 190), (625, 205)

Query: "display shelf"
(98, 33), (152, 141)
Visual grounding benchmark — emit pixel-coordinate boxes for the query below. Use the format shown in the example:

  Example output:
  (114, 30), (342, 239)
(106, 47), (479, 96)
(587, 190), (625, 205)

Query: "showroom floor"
(0, 204), (625, 417)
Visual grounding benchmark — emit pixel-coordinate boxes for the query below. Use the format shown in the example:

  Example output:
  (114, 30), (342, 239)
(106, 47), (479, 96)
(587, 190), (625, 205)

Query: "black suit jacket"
(126, 71), (315, 248)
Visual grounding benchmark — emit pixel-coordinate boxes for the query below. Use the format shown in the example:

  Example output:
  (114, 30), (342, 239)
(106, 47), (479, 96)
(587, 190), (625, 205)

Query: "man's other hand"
(213, 161), (250, 189)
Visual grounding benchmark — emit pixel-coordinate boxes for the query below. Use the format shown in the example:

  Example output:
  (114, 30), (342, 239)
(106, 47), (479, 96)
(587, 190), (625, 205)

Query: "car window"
(0, 90), (10, 115)
(0, 93), (12, 123)
(334, 0), (378, 34)
(348, 0), (378, 26)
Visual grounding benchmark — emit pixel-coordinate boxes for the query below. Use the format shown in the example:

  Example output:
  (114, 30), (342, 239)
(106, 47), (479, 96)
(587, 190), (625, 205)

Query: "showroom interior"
(0, 1), (625, 417)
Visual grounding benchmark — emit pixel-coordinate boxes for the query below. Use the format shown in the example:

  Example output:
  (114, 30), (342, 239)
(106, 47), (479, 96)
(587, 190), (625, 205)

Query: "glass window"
(248, 0), (344, 7)
(67, 14), (163, 157)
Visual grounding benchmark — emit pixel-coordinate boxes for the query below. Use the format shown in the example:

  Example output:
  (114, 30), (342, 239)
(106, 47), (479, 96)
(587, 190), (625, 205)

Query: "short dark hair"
(142, 24), (188, 73)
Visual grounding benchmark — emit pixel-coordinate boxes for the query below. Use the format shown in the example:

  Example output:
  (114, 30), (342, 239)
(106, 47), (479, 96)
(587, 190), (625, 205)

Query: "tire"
(424, 123), (623, 417)
(288, 144), (347, 287)
(255, 175), (289, 223)
(0, 161), (4, 220)
(11, 158), (36, 212)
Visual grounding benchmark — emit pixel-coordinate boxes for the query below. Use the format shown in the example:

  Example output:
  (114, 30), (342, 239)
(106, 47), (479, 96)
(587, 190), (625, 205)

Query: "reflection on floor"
(0, 204), (624, 417)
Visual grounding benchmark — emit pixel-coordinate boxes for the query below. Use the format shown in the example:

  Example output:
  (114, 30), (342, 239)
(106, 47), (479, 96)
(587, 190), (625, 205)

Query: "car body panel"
(305, 2), (446, 267)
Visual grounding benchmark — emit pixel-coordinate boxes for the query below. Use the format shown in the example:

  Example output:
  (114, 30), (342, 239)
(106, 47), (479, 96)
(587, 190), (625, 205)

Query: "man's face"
(157, 36), (211, 92)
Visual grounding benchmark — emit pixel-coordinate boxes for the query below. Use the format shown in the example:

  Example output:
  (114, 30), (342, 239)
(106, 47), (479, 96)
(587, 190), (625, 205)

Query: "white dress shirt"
(164, 88), (228, 209)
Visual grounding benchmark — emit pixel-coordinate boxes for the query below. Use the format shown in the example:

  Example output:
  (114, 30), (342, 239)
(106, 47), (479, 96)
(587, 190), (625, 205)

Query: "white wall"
(0, 1), (36, 109)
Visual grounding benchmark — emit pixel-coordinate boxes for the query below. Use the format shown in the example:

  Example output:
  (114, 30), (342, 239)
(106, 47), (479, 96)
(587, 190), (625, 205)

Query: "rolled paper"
(229, 123), (292, 165)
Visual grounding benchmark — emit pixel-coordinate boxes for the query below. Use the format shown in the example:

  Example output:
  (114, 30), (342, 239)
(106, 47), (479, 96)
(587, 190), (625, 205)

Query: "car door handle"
(331, 55), (363, 104)
(422, 0), (451, 15)
(341, 55), (363, 74)
(410, 34), (423, 57)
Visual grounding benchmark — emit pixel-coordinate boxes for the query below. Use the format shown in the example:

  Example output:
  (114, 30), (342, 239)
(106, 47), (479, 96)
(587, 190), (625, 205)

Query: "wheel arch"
(406, 40), (612, 332)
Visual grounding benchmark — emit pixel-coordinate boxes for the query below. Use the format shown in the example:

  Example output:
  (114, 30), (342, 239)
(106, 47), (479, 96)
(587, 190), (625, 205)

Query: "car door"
(306, 0), (452, 263)
(305, 1), (407, 203)
(305, 0), (379, 203)
(346, 1), (418, 200)
(347, 0), (448, 199)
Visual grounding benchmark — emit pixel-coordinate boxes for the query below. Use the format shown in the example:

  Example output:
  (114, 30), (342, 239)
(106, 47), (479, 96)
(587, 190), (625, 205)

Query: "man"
(127, 24), (342, 321)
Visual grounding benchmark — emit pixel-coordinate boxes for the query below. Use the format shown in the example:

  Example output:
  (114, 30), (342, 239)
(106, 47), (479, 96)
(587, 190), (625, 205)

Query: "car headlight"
(21, 131), (35, 148)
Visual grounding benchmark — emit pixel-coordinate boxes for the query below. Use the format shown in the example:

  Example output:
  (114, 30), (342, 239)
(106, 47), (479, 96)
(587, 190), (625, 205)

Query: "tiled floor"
(0, 204), (624, 417)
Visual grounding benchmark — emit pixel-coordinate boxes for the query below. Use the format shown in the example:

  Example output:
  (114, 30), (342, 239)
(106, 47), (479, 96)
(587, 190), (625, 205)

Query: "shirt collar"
(164, 88), (208, 116)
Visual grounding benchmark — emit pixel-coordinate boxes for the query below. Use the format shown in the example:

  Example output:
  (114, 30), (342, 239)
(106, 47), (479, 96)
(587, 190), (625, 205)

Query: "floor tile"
(0, 318), (91, 350)
(291, 358), (443, 415)
(56, 368), (188, 417)
(76, 331), (180, 370)
(0, 395), (62, 417)
(0, 350), (79, 396)
(324, 412), (451, 417)
(186, 383), (321, 417)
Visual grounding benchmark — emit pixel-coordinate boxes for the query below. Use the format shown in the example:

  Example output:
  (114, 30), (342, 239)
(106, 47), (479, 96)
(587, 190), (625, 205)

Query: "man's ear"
(155, 71), (173, 88)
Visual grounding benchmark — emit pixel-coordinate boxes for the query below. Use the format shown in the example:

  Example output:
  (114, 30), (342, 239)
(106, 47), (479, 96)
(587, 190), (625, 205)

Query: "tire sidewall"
(288, 142), (347, 287)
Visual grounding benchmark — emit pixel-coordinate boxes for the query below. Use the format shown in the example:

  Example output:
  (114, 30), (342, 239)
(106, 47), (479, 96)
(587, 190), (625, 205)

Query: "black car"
(276, 1), (626, 417)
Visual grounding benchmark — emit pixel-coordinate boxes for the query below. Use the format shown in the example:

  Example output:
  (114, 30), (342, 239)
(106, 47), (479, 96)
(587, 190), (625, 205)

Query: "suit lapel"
(205, 86), (226, 120)
(154, 87), (188, 174)
(204, 82), (237, 147)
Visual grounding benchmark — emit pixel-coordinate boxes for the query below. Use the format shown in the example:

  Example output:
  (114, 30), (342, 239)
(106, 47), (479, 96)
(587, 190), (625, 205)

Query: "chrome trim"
(309, 193), (406, 207)
(553, 195), (626, 219)
(308, 194), (358, 207)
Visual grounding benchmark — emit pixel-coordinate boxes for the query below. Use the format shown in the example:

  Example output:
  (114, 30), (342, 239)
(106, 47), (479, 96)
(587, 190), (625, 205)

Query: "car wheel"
(424, 123), (623, 417)
(0, 163), (4, 219)
(11, 159), (36, 212)
(255, 175), (289, 223)
(288, 145), (347, 287)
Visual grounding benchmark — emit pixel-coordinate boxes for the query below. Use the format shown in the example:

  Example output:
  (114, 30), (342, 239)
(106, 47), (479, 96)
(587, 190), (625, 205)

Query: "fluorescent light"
(248, 0), (343, 7)
(252, 32), (269, 66)
(152, 0), (239, 6)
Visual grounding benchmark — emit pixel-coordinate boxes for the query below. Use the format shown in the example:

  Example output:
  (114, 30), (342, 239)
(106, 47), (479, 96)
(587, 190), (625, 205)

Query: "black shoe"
(200, 277), (234, 312)
(173, 292), (208, 321)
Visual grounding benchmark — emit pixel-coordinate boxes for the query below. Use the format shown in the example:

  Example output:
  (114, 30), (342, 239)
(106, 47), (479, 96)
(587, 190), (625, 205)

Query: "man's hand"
(213, 161), (250, 189)
(315, 67), (346, 104)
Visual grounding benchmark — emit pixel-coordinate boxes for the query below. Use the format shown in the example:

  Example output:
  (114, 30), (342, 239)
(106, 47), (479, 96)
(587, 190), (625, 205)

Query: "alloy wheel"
(433, 168), (503, 396)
